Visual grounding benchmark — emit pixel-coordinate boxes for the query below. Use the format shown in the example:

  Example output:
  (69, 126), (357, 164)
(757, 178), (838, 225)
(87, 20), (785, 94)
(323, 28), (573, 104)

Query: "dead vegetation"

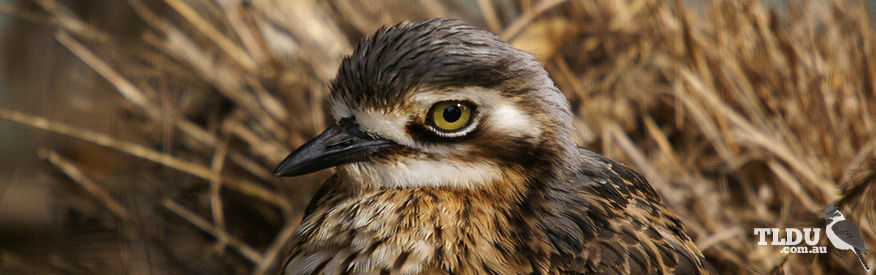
(0, 0), (874, 274)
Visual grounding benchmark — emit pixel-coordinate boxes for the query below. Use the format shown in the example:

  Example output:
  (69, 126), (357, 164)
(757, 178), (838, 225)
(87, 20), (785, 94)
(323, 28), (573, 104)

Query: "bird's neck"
(289, 183), (544, 273)
(286, 154), (576, 273)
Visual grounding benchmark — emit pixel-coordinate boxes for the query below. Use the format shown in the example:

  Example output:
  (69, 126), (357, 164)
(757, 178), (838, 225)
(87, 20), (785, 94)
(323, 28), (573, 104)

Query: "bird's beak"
(273, 117), (394, 177)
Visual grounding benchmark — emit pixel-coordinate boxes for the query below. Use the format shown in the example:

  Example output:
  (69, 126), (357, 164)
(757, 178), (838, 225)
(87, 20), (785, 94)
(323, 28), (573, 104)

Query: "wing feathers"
(833, 220), (868, 252)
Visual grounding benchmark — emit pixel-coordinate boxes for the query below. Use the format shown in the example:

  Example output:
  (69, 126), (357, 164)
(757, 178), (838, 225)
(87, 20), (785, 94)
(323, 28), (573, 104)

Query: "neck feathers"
(286, 184), (541, 274)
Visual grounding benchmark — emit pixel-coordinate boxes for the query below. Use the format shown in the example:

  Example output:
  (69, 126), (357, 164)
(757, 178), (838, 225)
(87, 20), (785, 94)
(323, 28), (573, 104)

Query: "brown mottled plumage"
(274, 19), (714, 274)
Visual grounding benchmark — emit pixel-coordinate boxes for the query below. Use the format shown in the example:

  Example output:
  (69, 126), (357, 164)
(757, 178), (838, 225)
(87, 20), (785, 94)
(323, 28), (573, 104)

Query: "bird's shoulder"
(573, 148), (662, 202)
(531, 148), (712, 274)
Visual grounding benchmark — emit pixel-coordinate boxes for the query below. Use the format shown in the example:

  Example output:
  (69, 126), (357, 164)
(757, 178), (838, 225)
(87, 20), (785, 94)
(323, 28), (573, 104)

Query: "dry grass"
(0, 0), (874, 274)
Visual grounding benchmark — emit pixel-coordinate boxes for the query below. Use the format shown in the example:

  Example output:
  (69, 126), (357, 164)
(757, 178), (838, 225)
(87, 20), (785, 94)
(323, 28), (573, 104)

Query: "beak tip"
(274, 161), (309, 177)
(273, 166), (294, 177)
(272, 163), (292, 177)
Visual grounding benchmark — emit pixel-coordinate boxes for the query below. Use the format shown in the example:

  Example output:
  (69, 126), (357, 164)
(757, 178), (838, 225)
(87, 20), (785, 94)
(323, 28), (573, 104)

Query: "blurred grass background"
(0, 0), (875, 274)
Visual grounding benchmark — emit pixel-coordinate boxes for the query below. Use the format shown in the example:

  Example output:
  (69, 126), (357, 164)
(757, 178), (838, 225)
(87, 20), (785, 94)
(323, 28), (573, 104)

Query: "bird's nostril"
(327, 139), (355, 149)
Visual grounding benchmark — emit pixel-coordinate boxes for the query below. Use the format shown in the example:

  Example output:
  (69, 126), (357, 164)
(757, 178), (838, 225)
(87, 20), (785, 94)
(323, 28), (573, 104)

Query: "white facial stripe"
(352, 109), (415, 146)
(342, 159), (510, 189)
(330, 98), (352, 120)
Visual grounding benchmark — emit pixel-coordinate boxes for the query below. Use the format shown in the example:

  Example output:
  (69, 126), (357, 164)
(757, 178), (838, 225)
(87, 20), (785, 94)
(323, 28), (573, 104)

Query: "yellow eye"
(428, 101), (474, 132)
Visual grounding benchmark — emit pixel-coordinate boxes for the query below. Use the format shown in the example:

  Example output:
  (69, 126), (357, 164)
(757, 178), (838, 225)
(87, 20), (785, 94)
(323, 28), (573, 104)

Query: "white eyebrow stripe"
(408, 87), (488, 106)
(330, 97), (353, 120)
(485, 103), (542, 138)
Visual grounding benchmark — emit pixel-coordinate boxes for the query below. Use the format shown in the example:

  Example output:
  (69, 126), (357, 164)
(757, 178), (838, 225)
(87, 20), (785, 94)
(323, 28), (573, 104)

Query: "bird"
(273, 19), (714, 274)
(823, 204), (870, 272)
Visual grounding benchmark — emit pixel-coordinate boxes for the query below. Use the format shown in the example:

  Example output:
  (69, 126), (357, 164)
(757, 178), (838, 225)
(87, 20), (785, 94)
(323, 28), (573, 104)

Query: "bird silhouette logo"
(823, 204), (870, 272)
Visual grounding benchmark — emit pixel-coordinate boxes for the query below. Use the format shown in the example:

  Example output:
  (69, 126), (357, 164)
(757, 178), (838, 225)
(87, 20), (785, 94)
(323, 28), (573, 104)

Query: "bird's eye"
(427, 101), (474, 132)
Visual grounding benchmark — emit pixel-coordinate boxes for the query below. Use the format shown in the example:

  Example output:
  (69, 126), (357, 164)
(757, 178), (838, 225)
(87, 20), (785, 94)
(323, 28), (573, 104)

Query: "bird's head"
(275, 19), (579, 191)
(822, 204), (844, 221)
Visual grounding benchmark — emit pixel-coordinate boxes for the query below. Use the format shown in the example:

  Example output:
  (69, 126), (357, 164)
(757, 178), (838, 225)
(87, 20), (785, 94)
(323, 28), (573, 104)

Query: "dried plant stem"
(643, 115), (688, 181)
(56, 29), (218, 147)
(681, 69), (839, 200)
(606, 123), (679, 205)
(0, 1), (53, 26)
(418, 0), (448, 18)
(130, 0), (287, 143)
(162, 0), (258, 72)
(696, 226), (743, 250)
(224, 119), (289, 164)
(142, 28), (287, 141)
(228, 150), (276, 182)
(674, 77), (735, 163)
(253, 219), (300, 275)
(57, 27), (278, 188)
(246, 76), (288, 122)
(475, 0), (501, 32)
(0, 109), (290, 210)
(209, 139), (230, 252)
(39, 148), (131, 222)
(31, 0), (110, 41)
(217, 1), (271, 67)
(55, 30), (158, 119)
(836, 161), (876, 208)
(162, 199), (263, 263)
(500, 0), (568, 41)
(767, 160), (820, 212)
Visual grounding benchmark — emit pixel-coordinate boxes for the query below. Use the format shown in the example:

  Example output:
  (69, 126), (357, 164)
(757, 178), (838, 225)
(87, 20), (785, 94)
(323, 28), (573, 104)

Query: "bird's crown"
(331, 19), (544, 110)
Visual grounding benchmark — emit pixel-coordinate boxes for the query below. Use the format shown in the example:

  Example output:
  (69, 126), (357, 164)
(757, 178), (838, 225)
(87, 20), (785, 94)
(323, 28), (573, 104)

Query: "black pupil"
(442, 104), (462, 122)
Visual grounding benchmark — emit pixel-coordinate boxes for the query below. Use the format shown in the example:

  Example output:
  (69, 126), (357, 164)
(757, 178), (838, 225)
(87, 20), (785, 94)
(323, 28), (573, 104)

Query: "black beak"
(273, 117), (394, 177)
